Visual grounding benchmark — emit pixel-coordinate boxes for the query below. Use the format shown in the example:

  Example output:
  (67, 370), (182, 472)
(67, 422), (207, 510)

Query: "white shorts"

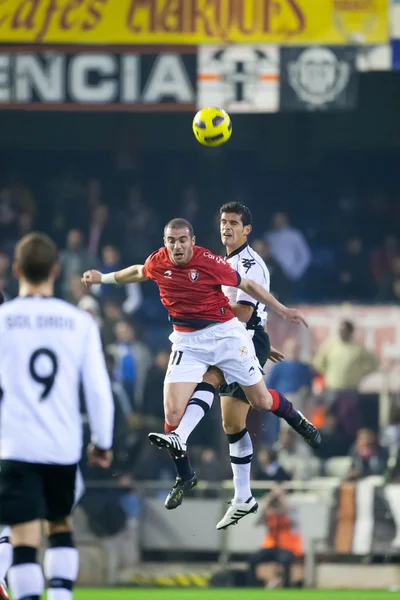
(165, 318), (263, 387)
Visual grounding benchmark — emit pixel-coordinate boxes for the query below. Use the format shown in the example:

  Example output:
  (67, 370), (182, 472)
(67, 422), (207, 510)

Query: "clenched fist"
(81, 269), (102, 287)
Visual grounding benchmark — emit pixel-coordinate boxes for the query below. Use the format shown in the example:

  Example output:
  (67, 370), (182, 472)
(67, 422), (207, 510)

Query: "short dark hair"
(164, 218), (194, 237)
(342, 320), (355, 334)
(220, 202), (253, 227)
(15, 232), (58, 284)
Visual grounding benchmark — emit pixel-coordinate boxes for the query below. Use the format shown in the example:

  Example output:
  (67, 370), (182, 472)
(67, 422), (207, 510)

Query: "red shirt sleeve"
(204, 253), (241, 287)
(142, 252), (157, 280)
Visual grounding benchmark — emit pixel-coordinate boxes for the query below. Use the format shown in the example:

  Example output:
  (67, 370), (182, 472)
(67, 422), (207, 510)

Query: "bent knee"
(249, 392), (273, 412)
(164, 408), (184, 427)
(47, 517), (72, 536)
(203, 367), (224, 388)
(222, 418), (246, 435)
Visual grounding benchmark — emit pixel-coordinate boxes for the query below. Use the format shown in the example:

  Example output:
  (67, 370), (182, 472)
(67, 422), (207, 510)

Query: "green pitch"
(71, 590), (396, 600)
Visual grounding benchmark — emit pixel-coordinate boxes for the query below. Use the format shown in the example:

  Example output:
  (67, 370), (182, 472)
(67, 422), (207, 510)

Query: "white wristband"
(101, 272), (117, 284)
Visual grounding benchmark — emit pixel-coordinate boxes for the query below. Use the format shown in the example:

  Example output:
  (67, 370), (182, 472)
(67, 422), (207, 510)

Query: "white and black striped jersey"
(0, 297), (114, 465)
(222, 242), (270, 337)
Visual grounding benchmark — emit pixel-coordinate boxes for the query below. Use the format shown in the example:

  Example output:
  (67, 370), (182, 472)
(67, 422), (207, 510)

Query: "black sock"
(169, 452), (194, 481)
(8, 546), (44, 600)
(269, 389), (301, 427)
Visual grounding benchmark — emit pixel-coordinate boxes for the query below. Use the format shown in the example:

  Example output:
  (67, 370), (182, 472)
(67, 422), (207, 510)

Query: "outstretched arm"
(82, 264), (147, 286)
(237, 278), (308, 327)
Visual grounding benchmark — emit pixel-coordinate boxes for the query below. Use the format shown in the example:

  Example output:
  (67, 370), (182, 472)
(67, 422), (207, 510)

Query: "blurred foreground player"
(82, 218), (320, 522)
(0, 233), (114, 600)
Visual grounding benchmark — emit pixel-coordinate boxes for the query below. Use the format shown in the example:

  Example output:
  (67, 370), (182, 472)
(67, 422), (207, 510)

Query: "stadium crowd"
(0, 156), (396, 491)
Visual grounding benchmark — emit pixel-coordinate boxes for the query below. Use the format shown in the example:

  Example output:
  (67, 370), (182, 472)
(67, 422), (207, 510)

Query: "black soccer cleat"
(165, 473), (198, 510)
(148, 431), (187, 458)
(293, 411), (321, 449)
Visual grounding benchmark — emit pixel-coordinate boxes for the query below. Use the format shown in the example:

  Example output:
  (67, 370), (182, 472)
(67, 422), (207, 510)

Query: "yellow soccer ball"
(192, 107), (232, 147)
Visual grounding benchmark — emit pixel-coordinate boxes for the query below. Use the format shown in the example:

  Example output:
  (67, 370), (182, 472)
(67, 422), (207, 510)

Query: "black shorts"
(0, 460), (80, 526)
(220, 329), (271, 403)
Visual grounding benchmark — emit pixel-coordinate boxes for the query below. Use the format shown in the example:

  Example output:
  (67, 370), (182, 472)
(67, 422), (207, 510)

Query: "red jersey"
(142, 246), (241, 330)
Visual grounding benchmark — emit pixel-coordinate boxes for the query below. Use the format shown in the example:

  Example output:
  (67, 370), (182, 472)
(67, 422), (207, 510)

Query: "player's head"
(14, 232), (59, 286)
(164, 218), (195, 266)
(220, 202), (252, 251)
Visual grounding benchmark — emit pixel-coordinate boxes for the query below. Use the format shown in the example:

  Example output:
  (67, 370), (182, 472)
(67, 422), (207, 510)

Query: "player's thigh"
(203, 367), (225, 388)
(163, 382), (198, 426)
(240, 379), (273, 411)
(11, 520), (42, 548)
(220, 395), (251, 434)
(41, 463), (79, 523)
(215, 326), (263, 390)
(164, 345), (209, 386)
(0, 459), (46, 527)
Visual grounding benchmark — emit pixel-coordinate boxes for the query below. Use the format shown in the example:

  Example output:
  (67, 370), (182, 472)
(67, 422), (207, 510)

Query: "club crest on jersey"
(239, 346), (248, 357)
(188, 269), (199, 282)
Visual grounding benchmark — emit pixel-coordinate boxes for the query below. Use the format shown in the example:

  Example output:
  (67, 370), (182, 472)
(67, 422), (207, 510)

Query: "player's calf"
(8, 545), (44, 600)
(0, 527), (12, 587)
(44, 530), (79, 600)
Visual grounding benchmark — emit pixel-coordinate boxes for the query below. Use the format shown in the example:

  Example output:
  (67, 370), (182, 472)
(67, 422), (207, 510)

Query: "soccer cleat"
(148, 431), (187, 458)
(293, 411), (321, 449)
(165, 473), (198, 510)
(216, 497), (258, 530)
(0, 580), (9, 600)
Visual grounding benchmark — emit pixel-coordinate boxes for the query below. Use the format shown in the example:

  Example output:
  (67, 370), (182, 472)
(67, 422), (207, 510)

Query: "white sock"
(174, 383), (215, 444)
(228, 428), (253, 504)
(8, 558), (44, 600)
(0, 527), (12, 582)
(45, 534), (79, 600)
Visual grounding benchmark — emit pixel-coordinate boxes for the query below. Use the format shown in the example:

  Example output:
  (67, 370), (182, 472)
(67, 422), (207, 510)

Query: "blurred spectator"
(267, 338), (313, 397)
(86, 178), (102, 212)
(87, 204), (116, 258)
(337, 236), (373, 301)
(314, 412), (351, 464)
(96, 245), (125, 303)
(346, 428), (389, 481)
(0, 188), (18, 243)
(378, 254), (400, 304)
(4, 171), (36, 217)
(93, 245), (143, 315)
(253, 447), (292, 483)
(60, 229), (92, 300)
(248, 486), (302, 588)
(371, 234), (399, 283)
(101, 300), (126, 347)
(142, 349), (170, 427)
(107, 320), (152, 406)
(0, 251), (11, 299)
(122, 187), (159, 263)
(275, 429), (314, 481)
(68, 274), (91, 306)
(77, 295), (103, 329)
(313, 320), (378, 440)
(46, 166), (85, 241)
(252, 238), (290, 302)
(266, 212), (311, 298)
(195, 448), (222, 491)
(264, 338), (313, 445)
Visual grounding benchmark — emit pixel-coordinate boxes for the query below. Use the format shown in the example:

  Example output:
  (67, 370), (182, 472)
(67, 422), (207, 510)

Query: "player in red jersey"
(82, 218), (320, 513)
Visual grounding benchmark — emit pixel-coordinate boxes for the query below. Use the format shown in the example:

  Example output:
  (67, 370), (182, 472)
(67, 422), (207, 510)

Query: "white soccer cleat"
(0, 580), (9, 600)
(216, 496), (258, 530)
(148, 431), (187, 458)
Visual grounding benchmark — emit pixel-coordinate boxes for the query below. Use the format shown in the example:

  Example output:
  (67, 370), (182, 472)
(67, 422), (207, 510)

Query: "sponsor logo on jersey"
(239, 346), (248, 357)
(203, 251), (226, 265)
(189, 269), (199, 281)
(164, 270), (172, 278)
(241, 257), (256, 273)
